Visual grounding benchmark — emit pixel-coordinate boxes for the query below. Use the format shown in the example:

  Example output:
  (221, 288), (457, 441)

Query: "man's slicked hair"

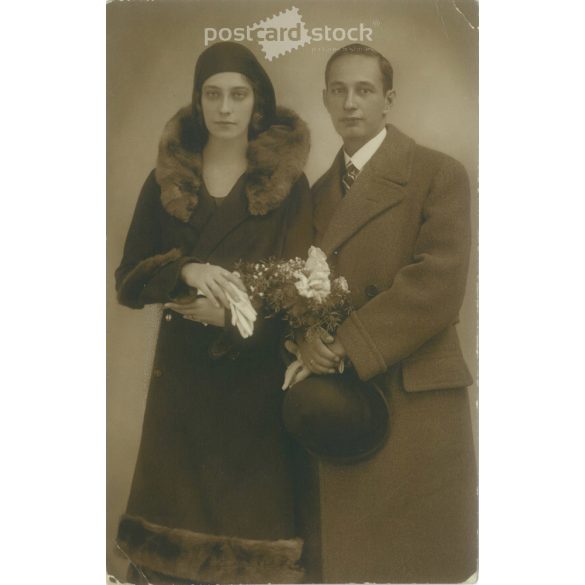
(325, 44), (394, 92)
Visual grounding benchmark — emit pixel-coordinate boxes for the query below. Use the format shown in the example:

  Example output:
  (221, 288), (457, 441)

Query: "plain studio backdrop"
(107, 0), (478, 580)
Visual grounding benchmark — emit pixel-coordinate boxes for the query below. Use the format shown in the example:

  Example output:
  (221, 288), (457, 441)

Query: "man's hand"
(328, 337), (347, 361)
(165, 297), (226, 327)
(296, 331), (342, 374)
(180, 263), (245, 310)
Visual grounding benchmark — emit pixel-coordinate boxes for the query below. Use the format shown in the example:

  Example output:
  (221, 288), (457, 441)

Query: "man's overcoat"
(303, 124), (477, 583)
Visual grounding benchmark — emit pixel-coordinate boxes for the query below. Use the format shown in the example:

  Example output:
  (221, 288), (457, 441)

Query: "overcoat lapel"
(319, 125), (415, 256)
(314, 151), (344, 242)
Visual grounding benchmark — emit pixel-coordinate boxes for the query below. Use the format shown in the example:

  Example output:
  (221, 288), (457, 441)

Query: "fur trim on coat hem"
(117, 514), (305, 584)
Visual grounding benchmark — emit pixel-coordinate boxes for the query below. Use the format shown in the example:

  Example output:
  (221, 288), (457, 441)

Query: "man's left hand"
(327, 336), (348, 361)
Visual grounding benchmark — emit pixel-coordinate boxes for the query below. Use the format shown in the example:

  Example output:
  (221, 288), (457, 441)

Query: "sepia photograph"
(107, 1), (479, 582)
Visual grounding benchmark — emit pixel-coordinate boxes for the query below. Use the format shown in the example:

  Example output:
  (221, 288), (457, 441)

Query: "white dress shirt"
(343, 126), (387, 171)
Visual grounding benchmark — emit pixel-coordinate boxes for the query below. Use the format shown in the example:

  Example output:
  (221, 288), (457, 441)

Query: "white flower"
(335, 276), (349, 292)
(293, 267), (331, 303)
(298, 247), (331, 302)
(304, 246), (330, 277)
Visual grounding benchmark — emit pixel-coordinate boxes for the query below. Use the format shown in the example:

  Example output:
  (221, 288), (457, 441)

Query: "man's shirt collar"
(343, 126), (387, 171)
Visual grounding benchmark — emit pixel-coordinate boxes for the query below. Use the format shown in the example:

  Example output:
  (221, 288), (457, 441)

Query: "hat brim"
(283, 372), (390, 464)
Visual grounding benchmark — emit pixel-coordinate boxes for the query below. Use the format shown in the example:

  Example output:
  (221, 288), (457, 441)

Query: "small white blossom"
(335, 276), (349, 292)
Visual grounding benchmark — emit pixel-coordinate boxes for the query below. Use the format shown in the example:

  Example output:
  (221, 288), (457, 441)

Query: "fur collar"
(155, 105), (310, 221)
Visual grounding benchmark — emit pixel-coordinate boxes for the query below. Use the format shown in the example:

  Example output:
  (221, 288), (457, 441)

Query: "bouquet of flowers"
(234, 246), (353, 389)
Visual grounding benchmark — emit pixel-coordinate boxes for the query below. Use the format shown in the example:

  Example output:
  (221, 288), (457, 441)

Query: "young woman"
(114, 42), (312, 584)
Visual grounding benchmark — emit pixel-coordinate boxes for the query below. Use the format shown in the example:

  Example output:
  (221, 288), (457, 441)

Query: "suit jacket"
(313, 123), (473, 392)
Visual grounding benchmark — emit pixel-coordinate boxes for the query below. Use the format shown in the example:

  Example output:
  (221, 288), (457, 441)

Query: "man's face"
(323, 54), (395, 153)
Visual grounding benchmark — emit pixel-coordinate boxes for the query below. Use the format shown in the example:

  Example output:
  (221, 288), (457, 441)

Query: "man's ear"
(383, 89), (397, 113)
(322, 88), (328, 110)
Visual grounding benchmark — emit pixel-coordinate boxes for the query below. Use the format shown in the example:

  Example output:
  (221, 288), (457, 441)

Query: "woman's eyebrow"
(203, 85), (250, 91)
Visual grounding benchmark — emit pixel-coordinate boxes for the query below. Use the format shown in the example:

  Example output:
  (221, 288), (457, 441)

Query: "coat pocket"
(401, 352), (473, 392)
(400, 325), (473, 392)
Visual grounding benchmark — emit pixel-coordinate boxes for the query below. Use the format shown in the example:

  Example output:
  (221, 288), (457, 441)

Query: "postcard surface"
(107, 1), (478, 582)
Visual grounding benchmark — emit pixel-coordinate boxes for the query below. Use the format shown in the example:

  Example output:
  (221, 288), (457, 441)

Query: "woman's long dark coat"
(115, 105), (312, 584)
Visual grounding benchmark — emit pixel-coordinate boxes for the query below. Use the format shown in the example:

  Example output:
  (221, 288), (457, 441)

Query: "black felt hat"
(282, 371), (390, 464)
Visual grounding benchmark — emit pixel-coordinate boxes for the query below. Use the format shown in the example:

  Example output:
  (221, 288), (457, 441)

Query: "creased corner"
(110, 540), (152, 585)
(452, 0), (478, 31)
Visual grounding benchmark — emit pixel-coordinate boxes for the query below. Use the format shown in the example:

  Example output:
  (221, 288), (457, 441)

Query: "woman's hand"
(164, 297), (226, 327)
(181, 263), (245, 310)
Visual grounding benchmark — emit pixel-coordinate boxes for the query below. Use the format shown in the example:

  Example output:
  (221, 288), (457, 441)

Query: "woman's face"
(201, 72), (255, 140)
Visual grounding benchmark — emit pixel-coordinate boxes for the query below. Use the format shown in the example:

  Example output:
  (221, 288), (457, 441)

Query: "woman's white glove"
(224, 281), (257, 339)
(281, 337), (345, 390)
(281, 340), (312, 390)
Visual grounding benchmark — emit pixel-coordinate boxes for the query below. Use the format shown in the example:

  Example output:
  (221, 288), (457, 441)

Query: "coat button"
(365, 284), (379, 299)
(229, 351), (240, 361)
(153, 368), (162, 378)
(164, 313), (173, 321)
(332, 249), (340, 256)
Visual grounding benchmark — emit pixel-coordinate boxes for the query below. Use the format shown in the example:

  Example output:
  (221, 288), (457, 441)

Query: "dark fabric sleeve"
(336, 158), (472, 381)
(115, 171), (200, 309)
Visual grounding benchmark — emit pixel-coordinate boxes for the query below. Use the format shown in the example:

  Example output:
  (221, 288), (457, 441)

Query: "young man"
(283, 44), (478, 583)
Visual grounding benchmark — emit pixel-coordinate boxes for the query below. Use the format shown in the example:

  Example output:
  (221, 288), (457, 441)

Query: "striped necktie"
(342, 161), (359, 195)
